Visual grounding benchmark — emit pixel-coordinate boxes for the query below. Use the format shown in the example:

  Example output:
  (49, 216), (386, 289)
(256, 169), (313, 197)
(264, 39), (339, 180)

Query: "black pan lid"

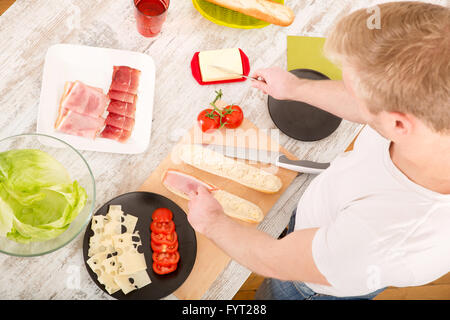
(268, 69), (342, 142)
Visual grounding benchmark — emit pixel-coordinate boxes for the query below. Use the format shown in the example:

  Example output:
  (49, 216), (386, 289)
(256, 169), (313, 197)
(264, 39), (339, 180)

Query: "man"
(187, 1), (450, 299)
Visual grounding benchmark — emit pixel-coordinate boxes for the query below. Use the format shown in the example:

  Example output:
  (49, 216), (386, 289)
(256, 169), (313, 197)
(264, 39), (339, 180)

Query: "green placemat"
(287, 36), (342, 80)
(193, 0), (284, 29)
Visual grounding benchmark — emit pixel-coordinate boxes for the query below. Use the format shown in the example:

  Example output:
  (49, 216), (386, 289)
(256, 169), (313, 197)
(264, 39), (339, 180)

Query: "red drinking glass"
(133, 0), (170, 37)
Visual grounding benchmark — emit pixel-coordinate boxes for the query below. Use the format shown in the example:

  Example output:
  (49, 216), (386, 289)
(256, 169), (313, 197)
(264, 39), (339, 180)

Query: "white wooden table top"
(1, 0), (442, 300)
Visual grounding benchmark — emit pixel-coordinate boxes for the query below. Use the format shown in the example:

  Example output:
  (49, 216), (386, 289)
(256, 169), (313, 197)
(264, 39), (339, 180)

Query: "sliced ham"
(162, 169), (216, 199)
(110, 66), (141, 95)
(108, 90), (136, 104)
(107, 99), (136, 119)
(61, 81), (109, 118)
(100, 125), (132, 143)
(56, 109), (105, 139)
(100, 65), (141, 143)
(105, 113), (135, 131)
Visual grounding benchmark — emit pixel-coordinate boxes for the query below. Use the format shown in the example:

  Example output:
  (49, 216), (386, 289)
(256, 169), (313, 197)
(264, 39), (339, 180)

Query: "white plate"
(37, 44), (155, 154)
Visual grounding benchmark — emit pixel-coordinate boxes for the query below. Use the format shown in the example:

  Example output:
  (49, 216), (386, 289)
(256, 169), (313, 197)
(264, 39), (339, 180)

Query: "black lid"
(268, 69), (342, 142)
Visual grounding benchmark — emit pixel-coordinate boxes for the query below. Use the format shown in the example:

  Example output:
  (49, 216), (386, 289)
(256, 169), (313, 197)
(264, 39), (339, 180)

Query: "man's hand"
(251, 67), (304, 100)
(187, 185), (226, 236)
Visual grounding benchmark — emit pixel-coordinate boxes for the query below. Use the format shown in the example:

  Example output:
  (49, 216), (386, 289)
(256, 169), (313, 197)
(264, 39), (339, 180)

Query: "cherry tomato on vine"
(222, 105), (244, 129)
(197, 109), (221, 133)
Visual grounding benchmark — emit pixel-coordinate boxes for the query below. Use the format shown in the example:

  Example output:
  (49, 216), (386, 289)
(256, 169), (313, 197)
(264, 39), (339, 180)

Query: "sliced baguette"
(162, 169), (264, 223)
(177, 144), (282, 194)
(203, 0), (295, 27)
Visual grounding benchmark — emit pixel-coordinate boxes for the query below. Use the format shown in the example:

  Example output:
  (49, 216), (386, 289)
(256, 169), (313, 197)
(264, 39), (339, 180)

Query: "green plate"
(192, 0), (284, 29)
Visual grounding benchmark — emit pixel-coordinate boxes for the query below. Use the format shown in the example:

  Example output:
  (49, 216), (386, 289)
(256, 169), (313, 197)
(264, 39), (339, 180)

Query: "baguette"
(203, 0), (295, 27)
(177, 144), (283, 194)
(162, 169), (264, 223)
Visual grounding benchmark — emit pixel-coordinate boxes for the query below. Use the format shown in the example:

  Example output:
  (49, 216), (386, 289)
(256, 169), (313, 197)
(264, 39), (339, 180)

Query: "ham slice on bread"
(162, 169), (264, 223)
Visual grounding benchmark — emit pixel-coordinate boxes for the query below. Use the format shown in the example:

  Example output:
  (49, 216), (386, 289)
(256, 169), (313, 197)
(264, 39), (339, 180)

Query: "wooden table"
(0, 0), (391, 300)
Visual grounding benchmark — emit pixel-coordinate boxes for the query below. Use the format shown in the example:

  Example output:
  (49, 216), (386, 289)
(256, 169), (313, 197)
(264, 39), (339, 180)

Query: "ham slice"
(55, 81), (108, 139)
(56, 109), (105, 139)
(108, 90), (136, 104)
(100, 125), (132, 143)
(110, 66), (141, 95)
(162, 169), (216, 199)
(61, 81), (109, 118)
(107, 100), (136, 119)
(162, 169), (264, 223)
(105, 113), (135, 131)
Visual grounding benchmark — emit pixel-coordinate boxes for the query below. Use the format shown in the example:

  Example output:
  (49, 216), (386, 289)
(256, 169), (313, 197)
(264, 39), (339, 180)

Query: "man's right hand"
(251, 67), (305, 101)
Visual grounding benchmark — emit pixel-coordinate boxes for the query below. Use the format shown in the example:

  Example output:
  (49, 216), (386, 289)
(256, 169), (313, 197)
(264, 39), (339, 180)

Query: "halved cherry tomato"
(152, 251), (180, 266)
(151, 231), (178, 245)
(222, 105), (244, 129)
(151, 240), (178, 253)
(152, 208), (173, 222)
(153, 262), (177, 275)
(150, 220), (175, 234)
(197, 109), (221, 133)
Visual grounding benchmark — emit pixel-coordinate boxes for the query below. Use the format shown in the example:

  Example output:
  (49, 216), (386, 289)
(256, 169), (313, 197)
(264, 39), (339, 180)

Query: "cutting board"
(139, 112), (299, 300)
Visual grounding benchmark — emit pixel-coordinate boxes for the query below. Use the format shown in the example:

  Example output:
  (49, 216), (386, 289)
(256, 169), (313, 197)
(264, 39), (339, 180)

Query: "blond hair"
(324, 2), (450, 133)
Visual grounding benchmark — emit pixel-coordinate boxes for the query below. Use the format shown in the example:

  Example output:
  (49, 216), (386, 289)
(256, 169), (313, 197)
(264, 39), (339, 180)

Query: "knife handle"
(276, 155), (330, 174)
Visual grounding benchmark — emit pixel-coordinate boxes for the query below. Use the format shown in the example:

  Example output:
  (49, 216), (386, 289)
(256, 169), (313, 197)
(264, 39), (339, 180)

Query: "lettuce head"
(0, 149), (87, 243)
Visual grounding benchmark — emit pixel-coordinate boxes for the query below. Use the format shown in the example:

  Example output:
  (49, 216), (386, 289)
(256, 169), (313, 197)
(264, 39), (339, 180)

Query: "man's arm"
(187, 186), (330, 286)
(251, 67), (366, 124)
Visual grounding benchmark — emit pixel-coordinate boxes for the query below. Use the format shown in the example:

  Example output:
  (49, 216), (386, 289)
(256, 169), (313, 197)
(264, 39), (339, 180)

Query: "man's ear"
(388, 111), (414, 136)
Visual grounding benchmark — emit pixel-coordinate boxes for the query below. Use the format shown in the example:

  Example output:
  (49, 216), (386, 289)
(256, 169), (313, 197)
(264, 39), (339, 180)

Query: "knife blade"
(209, 65), (265, 82)
(199, 144), (330, 174)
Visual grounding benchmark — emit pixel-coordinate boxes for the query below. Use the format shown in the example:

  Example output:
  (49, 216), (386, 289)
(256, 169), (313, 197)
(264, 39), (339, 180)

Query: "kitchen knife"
(199, 144), (330, 174)
(209, 65), (265, 82)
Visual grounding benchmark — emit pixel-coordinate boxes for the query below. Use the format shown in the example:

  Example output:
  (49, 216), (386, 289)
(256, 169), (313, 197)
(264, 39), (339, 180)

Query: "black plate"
(82, 192), (197, 300)
(268, 69), (342, 141)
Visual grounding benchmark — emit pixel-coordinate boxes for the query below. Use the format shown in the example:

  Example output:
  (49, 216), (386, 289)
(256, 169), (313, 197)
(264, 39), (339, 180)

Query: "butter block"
(199, 48), (243, 82)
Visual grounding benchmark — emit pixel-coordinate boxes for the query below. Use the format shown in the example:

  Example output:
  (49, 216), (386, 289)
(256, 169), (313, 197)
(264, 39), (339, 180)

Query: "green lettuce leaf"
(0, 149), (87, 243)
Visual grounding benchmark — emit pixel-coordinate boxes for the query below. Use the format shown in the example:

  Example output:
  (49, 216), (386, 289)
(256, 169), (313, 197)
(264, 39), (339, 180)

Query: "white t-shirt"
(295, 126), (450, 297)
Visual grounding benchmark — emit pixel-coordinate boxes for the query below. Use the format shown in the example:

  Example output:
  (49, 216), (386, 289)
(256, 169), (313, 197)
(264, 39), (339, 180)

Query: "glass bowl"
(0, 133), (95, 257)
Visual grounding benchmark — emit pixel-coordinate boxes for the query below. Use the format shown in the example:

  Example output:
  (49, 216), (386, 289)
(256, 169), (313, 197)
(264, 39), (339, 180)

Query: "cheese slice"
(116, 250), (147, 276)
(113, 232), (142, 253)
(98, 272), (121, 295)
(114, 270), (151, 295)
(199, 48), (243, 82)
(87, 252), (107, 275)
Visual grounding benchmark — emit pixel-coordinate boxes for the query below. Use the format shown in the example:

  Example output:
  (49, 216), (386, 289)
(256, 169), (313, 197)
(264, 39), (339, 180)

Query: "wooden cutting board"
(139, 115), (299, 300)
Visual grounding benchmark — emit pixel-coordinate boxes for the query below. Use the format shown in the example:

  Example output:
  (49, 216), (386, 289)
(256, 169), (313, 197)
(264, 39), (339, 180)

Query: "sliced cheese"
(199, 48), (243, 82)
(113, 232), (142, 253)
(98, 272), (121, 295)
(87, 206), (151, 295)
(87, 252), (107, 275)
(114, 270), (151, 295)
(116, 250), (147, 276)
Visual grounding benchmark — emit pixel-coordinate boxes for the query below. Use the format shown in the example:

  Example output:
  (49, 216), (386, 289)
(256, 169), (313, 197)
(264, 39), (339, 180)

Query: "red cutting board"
(139, 112), (298, 299)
